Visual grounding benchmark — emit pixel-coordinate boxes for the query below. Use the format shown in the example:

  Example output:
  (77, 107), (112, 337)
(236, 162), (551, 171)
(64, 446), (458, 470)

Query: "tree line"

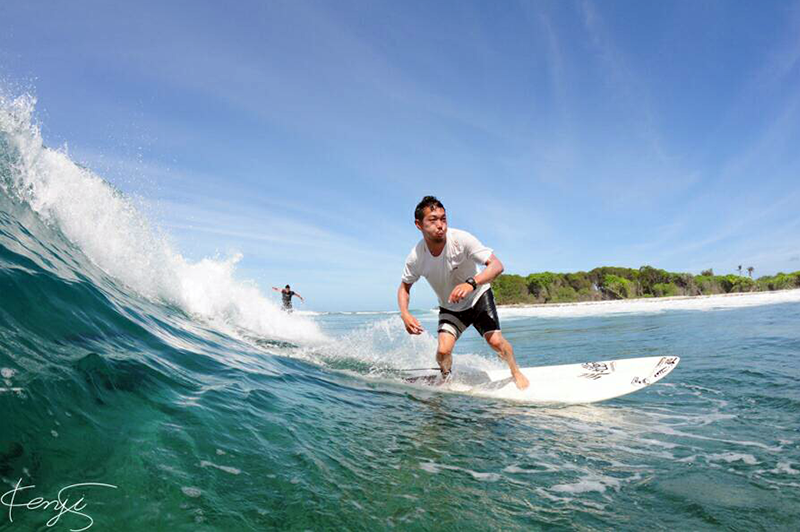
(492, 266), (800, 305)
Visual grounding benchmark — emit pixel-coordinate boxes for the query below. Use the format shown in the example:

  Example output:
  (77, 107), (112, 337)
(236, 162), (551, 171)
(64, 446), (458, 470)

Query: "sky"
(1, 0), (799, 311)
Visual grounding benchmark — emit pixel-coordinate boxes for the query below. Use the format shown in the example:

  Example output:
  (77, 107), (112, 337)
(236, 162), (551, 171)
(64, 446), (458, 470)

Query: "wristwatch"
(465, 277), (478, 290)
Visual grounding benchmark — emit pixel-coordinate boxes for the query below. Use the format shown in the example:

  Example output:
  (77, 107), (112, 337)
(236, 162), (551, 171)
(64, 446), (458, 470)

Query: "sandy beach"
(498, 288), (800, 318)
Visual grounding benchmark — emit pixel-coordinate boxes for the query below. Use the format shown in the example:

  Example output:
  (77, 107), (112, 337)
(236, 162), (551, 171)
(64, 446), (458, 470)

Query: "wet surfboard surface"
(404, 356), (680, 404)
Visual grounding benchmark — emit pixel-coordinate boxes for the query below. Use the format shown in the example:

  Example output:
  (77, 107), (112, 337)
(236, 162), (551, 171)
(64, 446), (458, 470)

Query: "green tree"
(601, 274), (634, 299)
(493, 274), (531, 305)
(638, 265), (671, 295)
(525, 272), (556, 300)
(652, 282), (679, 297)
(491, 266), (795, 306)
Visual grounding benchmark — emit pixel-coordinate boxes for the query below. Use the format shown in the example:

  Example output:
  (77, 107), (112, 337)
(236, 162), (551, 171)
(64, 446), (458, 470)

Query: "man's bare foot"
(437, 369), (452, 386)
(513, 372), (530, 390)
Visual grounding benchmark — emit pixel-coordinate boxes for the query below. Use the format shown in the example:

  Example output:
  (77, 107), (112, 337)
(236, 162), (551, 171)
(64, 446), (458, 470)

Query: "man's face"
(415, 206), (447, 243)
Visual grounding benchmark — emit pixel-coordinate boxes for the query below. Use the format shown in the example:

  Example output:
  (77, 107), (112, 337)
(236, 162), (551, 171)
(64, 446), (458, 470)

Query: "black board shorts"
(438, 289), (500, 340)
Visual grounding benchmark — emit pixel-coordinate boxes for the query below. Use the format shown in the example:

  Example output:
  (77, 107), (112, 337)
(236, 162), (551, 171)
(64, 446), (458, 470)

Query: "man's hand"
(448, 283), (474, 304)
(401, 313), (424, 335)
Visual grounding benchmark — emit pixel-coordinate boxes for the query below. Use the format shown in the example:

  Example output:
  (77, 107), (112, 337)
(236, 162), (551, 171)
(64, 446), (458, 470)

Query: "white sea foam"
(199, 460), (241, 475)
(550, 479), (612, 494)
(503, 465), (534, 474)
(550, 473), (625, 494)
(419, 462), (440, 474)
(294, 310), (401, 317)
(310, 317), (438, 369)
(181, 487), (202, 498)
(466, 470), (501, 482)
(0, 94), (325, 344)
(707, 452), (759, 465)
(291, 310), (325, 317)
(307, 317), (506, 376)
(499, 289), (800, 319)
(772, 462), (799, 475)
(418, 461), (501, 482)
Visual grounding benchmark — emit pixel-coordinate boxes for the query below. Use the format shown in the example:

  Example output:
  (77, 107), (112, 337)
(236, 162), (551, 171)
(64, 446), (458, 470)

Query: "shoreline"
(498, 288), (800, 310)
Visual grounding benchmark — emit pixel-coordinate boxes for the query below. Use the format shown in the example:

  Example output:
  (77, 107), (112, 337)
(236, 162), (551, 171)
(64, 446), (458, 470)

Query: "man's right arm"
(397, 282), (424, 335)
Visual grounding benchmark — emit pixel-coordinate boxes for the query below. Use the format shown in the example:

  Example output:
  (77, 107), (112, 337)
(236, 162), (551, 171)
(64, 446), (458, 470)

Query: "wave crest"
(0, 93), (324, 344)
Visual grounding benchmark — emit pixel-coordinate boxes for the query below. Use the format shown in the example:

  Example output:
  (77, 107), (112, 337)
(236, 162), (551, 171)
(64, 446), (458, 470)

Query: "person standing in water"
(397, 196), (530, 390)
(272, 284), (304, 312)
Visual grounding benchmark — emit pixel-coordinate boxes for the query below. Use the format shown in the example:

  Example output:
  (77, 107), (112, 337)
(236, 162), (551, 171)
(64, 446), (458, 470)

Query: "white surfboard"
(405, 356), (680, 404)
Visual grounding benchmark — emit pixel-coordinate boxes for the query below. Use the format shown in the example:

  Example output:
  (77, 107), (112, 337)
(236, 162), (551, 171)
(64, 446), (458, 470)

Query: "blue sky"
(2, 0), (799, 311)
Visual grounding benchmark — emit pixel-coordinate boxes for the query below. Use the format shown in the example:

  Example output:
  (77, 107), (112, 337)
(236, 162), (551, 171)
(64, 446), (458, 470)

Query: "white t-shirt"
(401, 228), (493, 312)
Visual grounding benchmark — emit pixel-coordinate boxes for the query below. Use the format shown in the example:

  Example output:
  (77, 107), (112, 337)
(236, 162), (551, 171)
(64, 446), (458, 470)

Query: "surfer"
(397, 196), (530, 390)
(272, 284), (304, 312)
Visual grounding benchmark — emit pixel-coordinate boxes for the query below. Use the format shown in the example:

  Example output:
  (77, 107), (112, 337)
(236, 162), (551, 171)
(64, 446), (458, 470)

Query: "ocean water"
(2, 94), (800, 531)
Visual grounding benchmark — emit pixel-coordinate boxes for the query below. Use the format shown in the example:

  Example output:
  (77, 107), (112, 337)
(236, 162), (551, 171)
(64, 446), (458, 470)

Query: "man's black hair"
(285, 284), (290, 289)
(414, 196), (445, 221)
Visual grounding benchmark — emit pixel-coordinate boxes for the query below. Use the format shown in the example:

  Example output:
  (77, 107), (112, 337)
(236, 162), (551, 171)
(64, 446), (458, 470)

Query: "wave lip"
(0, 93), (325, 345)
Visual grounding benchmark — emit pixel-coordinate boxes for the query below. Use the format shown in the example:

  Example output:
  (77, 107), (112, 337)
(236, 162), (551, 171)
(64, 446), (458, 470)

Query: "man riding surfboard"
(272, 284), (304, 312)
(397, 196), (530, 390)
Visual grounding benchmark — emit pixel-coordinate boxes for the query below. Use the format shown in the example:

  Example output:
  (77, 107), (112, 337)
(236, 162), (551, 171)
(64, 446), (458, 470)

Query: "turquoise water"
(2, 95), (800, 531)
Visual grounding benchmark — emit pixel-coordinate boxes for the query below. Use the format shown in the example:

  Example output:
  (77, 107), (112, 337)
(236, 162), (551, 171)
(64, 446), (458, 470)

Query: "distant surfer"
(272, 284), (304, 312)
(398, 196), (530, 390)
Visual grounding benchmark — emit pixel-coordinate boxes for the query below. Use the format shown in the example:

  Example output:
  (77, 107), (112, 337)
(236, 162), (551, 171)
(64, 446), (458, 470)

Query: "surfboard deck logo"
(578, 361), (615, 380)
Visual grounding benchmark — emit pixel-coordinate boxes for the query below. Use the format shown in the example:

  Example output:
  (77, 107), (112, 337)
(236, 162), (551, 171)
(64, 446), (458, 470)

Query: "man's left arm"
(448, 254), (504, 303)
(474, 254), (504, 285)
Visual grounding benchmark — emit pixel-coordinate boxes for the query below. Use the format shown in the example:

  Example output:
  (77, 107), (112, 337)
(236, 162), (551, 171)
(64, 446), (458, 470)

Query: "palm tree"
(747, 266), (754, 278)
(737, 265), (743, 276)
